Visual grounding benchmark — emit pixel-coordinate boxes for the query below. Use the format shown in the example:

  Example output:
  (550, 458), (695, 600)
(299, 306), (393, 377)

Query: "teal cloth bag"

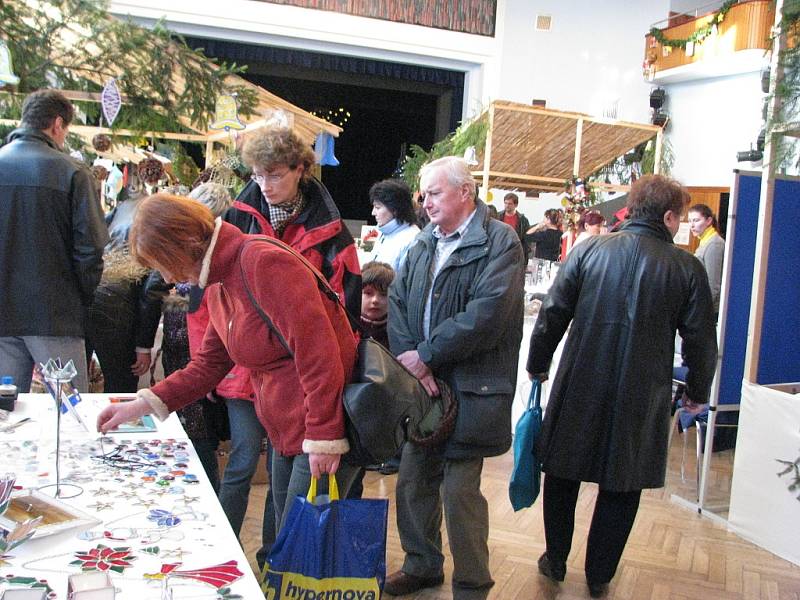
(509, 380), (543, 511)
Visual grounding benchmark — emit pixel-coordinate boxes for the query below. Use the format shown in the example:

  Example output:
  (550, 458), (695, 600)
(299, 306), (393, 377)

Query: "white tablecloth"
(0, 394), (263, 599)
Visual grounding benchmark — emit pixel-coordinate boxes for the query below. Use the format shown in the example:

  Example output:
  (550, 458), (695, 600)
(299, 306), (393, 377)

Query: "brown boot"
(383, 570), (445, 596)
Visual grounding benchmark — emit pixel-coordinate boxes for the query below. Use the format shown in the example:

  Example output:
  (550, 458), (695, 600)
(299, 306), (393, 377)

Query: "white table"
(0, 394), (263, 599)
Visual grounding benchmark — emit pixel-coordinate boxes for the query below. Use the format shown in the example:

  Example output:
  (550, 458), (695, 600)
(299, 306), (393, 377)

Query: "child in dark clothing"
(348, 261), (396, 498)
(359, 261), (394, 348)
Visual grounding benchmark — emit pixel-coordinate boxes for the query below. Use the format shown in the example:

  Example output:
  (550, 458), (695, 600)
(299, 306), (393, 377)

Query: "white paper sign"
(674, 222), (691, 246)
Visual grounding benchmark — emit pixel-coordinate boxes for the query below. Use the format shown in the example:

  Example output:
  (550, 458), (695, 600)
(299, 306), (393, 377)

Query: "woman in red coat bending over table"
(97, 193), (359, 535)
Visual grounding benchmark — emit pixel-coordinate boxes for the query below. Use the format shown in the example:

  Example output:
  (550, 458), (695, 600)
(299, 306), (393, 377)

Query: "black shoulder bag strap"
(237, 237), (362, 358)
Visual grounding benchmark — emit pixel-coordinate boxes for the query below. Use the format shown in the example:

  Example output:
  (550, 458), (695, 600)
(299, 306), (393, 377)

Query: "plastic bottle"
(0, 375), (18, 411)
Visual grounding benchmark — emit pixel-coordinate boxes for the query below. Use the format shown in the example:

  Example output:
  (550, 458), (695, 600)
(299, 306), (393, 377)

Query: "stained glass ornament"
(71, 544), (136, 573)
(101, 79), (122, 126)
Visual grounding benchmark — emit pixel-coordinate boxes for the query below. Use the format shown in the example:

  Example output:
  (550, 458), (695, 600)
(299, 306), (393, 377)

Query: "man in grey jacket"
(0, 90), (108, 391)
(386, 156), (525, 598)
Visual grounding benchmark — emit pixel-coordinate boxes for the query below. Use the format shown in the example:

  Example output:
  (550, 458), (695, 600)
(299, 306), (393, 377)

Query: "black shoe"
(378, 462), (399, 475)
(537, 552), (566, 582)
(588, 582), (609, 598)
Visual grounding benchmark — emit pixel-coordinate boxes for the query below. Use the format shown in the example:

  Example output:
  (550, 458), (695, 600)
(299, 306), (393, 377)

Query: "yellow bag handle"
(306, 474), (339, 502)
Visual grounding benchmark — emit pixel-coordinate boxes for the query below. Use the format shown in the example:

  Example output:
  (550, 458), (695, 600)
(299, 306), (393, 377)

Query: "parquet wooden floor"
(238, 434), (800, 599)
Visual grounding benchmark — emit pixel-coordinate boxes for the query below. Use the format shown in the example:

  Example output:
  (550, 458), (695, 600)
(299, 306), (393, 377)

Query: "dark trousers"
(85, 285), (138, 393)
(542, 474), (641, 585)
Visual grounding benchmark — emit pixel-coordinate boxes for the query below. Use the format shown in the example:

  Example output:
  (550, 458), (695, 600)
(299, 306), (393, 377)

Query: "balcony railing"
(643, 0), (774, 78)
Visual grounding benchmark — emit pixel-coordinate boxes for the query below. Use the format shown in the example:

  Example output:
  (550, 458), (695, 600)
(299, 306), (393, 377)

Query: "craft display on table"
(0, 476), (42, 568)
(2, 392), (259, 600)
(0, 489), (96, 541)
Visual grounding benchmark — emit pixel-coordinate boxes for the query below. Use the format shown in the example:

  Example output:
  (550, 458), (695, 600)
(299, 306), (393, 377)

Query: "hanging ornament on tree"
(101, 78), (122, 127)
(209, 94), (245, 132)
(138, 157), (164, 186)
(92, 134), (112, 152)
(0, 40), (21, 87)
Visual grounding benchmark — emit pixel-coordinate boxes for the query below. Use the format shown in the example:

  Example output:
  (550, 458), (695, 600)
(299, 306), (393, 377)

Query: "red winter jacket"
(210, 176), (361, 401)
(147, 221), (357, 456)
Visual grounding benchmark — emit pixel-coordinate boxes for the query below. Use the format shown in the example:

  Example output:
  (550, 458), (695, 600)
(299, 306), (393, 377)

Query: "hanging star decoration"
(71, 544), (136, 573)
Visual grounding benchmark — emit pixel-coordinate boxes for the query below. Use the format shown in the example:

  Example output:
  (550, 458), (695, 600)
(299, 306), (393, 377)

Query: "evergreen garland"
(0, 0), (258, 133)
(648, 0), (739, 50)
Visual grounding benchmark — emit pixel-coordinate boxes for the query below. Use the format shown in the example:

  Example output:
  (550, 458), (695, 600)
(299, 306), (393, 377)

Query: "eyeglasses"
(251, 168), (293, 185)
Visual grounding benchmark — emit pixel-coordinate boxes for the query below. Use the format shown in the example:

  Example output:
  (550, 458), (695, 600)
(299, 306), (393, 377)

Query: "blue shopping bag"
(509, 380), (543, 511)
(262, 475), (388, 599)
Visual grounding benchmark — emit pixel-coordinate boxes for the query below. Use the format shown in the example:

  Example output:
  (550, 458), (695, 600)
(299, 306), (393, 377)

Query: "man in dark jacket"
(527, 174), (717, 598)
(386, 156), (525, 598)
(501, 192), (531, 263)
(0, 89), (108, 392)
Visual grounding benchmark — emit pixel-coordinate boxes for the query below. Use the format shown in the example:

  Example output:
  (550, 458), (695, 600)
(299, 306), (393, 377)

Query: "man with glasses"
(0, 89), (108, 392)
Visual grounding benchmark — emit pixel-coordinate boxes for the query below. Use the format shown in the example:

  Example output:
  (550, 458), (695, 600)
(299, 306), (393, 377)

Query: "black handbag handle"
(237, 237), (362, 358)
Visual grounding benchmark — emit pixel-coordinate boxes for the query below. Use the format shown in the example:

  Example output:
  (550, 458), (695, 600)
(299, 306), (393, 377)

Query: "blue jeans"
(217, 399), (269, 536)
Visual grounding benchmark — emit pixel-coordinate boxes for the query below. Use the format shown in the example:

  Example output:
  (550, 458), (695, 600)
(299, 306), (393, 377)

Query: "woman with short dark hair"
(366, 178), (420, 271)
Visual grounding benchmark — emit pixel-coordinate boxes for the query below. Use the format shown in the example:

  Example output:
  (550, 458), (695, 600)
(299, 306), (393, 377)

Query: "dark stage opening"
(185, 37), (465, 222)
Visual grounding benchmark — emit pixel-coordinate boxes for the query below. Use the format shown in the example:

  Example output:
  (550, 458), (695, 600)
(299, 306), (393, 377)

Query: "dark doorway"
(246, 73), (437, 221)
(185, 38), (465, 221)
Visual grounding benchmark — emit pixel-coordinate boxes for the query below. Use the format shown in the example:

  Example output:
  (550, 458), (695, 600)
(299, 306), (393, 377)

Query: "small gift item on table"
(67, 571), (116, 599)
(0, 588), (48, 599)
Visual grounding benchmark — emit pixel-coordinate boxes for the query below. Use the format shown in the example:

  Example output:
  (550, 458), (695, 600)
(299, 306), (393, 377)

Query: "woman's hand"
(96, 398), (151, 434)
(309, 453), (340, 478)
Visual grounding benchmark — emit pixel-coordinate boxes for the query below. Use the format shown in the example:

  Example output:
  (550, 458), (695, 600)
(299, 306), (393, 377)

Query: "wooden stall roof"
(476, 100), (662, 192)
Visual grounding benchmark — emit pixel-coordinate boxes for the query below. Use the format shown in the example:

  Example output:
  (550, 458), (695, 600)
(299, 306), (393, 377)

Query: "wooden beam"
(481, 104), (496, 196)
(573, 118), (583, 177)
(491, 100), (661, 132)
(654, 128), (664, 175)
(0, 119), (207, 142)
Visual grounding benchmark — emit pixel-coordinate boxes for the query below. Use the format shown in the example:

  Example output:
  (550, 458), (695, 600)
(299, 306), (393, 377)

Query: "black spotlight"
(757, 128), (766, 152)
(649, 87), (666, 110)
(737, 148), (763, 162)
(652, 110), (669, 127)
(761, 66), (771, 93)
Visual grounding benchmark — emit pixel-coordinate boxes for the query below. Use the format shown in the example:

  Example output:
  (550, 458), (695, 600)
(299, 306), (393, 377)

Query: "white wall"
(496, 0), (669, 123)
(664, 72), (764, 186)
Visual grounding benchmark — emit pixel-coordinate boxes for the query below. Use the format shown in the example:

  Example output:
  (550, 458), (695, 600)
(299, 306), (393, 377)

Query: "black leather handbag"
(239, 238), (440, 466)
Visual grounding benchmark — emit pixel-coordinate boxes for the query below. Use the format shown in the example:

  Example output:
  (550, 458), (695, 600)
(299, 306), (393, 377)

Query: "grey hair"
(188, 183), (233, 218)
(419, 156), (476, 198)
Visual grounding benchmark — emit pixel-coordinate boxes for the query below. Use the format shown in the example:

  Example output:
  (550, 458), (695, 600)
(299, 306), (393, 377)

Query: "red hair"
(130, 194), (215, 278)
